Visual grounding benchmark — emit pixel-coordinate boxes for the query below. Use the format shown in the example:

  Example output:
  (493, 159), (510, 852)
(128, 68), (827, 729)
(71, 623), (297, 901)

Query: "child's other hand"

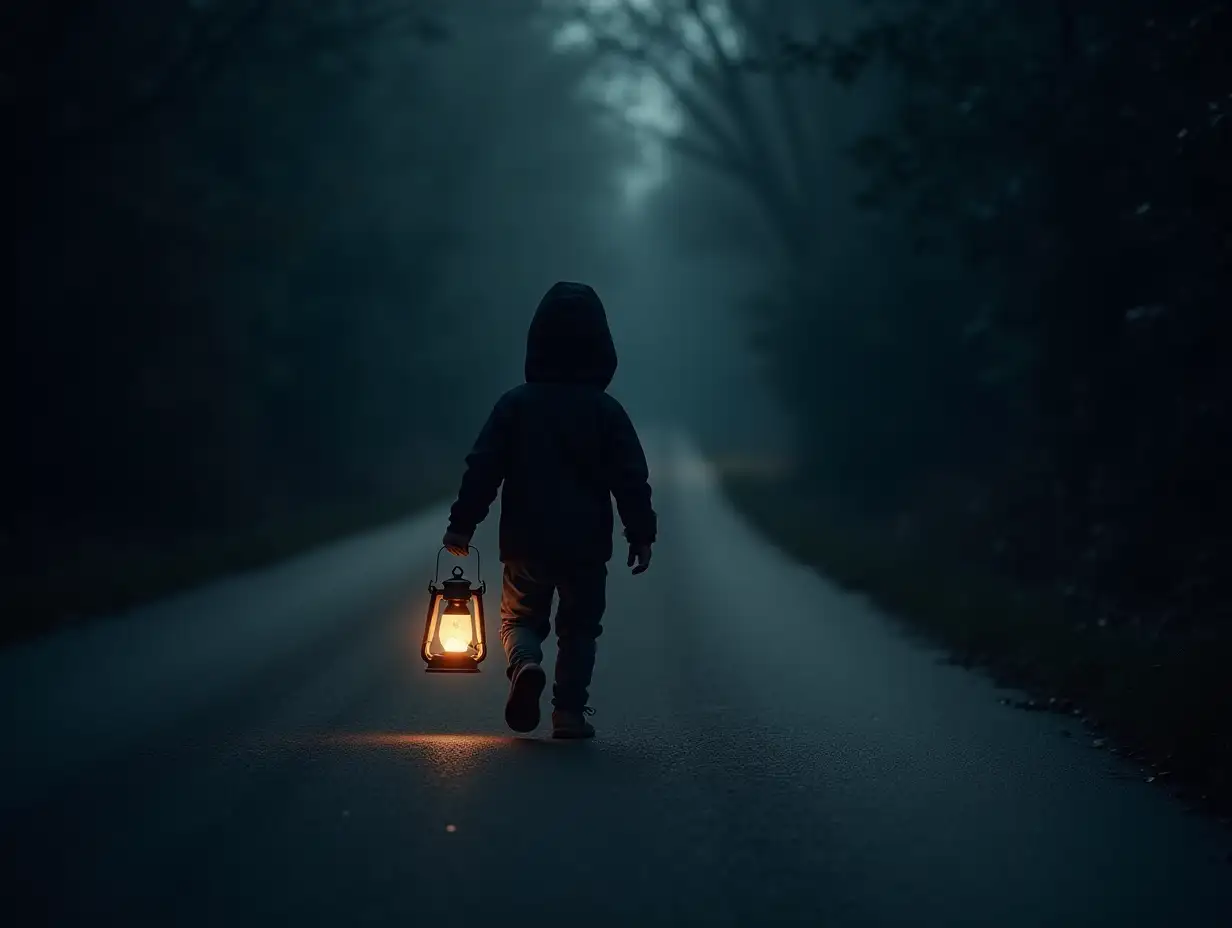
(442, 530), (471, 556)
(627, 543), (652, 575)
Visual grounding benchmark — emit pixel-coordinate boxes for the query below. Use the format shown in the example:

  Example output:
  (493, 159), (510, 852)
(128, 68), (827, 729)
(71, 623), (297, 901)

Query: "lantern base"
(424, 656), (482, 673)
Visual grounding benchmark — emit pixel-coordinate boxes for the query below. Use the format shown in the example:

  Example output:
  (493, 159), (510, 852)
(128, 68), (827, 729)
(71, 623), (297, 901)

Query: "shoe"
(504, 662), (547, 733)
(551, 706), (596, 740)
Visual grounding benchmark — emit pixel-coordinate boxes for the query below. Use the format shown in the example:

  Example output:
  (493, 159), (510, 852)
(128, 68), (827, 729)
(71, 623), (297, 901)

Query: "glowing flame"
(439, 610), (472, 653)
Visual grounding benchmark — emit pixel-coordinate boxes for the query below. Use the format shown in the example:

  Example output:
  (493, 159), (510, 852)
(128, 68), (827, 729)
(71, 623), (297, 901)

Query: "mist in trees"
(543, 0), (1230, 799)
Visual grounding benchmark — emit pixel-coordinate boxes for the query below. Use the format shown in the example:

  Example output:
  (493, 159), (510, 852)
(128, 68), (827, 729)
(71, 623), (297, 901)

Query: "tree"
(550, 0), (878, 265)
(4, 1), (461, 553)
(730, 0), (1232, 630)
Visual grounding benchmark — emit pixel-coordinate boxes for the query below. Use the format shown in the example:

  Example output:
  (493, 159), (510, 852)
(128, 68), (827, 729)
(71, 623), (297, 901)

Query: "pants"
(500, 560), (607, 710)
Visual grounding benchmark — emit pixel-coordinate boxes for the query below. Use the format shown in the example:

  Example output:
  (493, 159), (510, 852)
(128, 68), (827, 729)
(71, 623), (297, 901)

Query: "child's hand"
(627, 543), (652, 575)
(442, 530), (471, 557)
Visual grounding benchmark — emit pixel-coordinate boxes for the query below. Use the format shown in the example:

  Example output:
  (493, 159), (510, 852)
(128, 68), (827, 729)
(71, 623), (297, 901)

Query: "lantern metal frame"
(422, 546), (488, 673)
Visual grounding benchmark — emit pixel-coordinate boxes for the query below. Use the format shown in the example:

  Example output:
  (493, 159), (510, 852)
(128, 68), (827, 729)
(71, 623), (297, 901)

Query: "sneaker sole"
(504, 664), (546, 733)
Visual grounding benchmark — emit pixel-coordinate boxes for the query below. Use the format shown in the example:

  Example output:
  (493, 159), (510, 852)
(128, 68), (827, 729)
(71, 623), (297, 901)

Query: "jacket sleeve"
(447, 395), (513, 536)
(604, 399), (657, 546)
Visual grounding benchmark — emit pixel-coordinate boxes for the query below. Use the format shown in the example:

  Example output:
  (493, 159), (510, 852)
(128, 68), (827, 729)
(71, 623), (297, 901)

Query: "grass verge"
(721, 472), (1232, 824)
(2, 480), (455, 650)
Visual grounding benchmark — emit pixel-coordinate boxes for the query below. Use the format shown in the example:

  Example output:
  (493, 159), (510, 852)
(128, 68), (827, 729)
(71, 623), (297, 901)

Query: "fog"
(7, 0), (813, 629)
(7, 0), (1231, 820)
(6, 2), (1232, 919)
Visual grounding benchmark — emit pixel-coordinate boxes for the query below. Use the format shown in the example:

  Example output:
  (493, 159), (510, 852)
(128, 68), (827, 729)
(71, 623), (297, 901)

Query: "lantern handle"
(432, 545), (484, 591)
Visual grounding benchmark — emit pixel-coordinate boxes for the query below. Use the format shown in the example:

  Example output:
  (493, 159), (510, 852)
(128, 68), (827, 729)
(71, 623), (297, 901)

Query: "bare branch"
(683, 0), (803, 249)
(728, 0), (814, 205)
(684, 0), (737, 72)
(586, 18), (752, 178)
(568, 0), (815, 256)
(608, 0), (745, 157)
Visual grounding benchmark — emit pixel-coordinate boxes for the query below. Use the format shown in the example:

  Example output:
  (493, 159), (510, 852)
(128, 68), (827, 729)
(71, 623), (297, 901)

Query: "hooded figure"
(447, 281), (655, 564)
(444, 281), (656, 738)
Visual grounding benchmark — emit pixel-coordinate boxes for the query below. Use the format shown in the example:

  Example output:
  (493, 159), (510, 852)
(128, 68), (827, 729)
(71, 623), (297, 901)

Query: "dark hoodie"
(446, 281), (657, 565)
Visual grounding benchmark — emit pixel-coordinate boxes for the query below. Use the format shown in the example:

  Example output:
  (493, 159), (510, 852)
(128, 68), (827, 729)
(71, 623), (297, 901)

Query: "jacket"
(446, 281), (657, 564)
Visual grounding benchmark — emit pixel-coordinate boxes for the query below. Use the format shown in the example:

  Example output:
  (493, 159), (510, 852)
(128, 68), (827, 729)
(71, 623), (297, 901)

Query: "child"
(441, 281), (656, 739)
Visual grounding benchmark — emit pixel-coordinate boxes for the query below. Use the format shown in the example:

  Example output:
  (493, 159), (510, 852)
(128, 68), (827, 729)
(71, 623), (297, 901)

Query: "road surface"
(3, 435), (1230, 926)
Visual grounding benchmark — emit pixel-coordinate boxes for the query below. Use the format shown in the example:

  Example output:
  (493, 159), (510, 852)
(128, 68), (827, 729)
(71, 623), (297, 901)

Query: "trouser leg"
(551, 564), (607, 709)
(499, 562), (552, 677)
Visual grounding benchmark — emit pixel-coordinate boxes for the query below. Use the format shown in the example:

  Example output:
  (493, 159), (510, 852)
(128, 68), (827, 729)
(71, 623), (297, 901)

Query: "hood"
(524, 281), (617, 388)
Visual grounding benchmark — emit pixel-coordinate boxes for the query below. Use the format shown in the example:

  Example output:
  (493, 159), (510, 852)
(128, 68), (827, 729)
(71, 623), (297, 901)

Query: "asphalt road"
(3, 435), (1231, 927)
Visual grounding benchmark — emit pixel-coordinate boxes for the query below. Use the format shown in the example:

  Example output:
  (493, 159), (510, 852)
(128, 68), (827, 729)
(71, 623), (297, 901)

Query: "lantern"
(422, 547), (488, 672)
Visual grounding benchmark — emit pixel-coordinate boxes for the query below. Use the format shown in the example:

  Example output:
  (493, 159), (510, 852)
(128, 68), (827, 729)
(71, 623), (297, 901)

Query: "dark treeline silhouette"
(767, 0), (1230, 636)
(4, 0), (623, 640)
(563, 0), (1230, 807)
(6, 2), (461, 637)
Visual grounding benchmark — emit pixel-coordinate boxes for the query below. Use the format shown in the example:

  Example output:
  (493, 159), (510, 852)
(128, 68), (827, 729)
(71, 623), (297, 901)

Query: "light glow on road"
(326, 732), (510, 776)
(329, 733), (507, 748)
